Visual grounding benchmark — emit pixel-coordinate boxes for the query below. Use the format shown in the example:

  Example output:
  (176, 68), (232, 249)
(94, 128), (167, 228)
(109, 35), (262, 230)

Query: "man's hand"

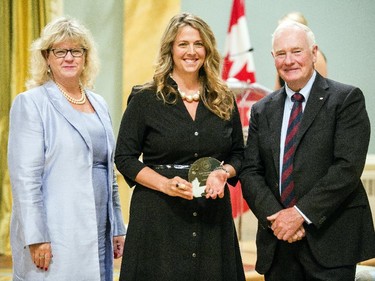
(287, 226), (306, 243)
(267, 207), (305, 242)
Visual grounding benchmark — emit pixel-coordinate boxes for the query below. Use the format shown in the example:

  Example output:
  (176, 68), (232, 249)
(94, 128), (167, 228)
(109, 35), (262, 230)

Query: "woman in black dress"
(115, 13), (245, 281)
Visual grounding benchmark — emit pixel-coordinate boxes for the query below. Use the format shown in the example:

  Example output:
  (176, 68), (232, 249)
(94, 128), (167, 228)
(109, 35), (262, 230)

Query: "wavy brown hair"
(142, 13), (235, 120)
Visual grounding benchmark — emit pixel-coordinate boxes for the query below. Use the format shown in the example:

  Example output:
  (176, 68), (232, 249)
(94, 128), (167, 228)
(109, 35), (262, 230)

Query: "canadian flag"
(222, 0), (258, 218)
(222, 0), (256, 83)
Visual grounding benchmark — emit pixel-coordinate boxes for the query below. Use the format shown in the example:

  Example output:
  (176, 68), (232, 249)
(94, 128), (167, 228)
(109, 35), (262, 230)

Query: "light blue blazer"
(8, 80), (126, 280)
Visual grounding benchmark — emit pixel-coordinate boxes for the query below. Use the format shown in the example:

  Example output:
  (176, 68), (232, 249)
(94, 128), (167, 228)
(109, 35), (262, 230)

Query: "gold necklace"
(56, 82), (86, 105)
(178, 88), (200, 103)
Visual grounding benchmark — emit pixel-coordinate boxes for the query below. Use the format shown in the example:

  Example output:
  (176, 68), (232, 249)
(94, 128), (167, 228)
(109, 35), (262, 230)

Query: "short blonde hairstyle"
(279, 11), (308, 26)
(26, 16), (99, 89)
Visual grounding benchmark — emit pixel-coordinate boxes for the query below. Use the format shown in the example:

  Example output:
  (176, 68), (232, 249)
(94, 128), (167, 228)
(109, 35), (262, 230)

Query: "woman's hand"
(113, 235), (125, 259)
(164, 176), (193, 200)
(205, 168), (229, 199)
(29, 242), (52, 271)
(134, 168), (193, 200)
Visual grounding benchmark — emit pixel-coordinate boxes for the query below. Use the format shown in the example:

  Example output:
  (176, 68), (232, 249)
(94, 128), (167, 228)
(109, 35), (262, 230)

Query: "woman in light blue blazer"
(7, 17), (126, 281)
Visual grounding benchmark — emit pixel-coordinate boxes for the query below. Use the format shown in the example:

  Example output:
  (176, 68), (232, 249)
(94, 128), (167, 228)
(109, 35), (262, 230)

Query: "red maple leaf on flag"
(222, 0), (256, 84)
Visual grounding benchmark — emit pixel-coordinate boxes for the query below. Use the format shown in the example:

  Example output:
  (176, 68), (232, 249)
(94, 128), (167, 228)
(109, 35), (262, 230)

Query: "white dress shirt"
(279, 71), (317, 223)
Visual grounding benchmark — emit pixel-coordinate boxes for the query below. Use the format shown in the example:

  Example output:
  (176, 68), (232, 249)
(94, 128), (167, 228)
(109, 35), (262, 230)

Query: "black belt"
(150, 164), (191, 170)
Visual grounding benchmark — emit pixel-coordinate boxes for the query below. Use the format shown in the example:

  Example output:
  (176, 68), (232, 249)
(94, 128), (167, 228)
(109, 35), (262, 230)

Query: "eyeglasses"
(49, 48), (86, 58)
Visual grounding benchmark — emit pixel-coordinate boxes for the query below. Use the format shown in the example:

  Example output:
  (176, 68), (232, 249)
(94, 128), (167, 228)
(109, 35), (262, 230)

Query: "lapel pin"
(319, 97), (323, 100)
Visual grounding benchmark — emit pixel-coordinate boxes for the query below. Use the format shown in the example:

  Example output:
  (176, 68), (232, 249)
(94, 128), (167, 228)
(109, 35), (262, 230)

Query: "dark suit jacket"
(240, 73), (375, 274)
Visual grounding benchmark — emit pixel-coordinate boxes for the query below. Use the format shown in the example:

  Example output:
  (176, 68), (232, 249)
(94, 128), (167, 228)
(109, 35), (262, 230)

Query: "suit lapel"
(43, 81), (92, 151)
(266, 90), (286, 175)
(298, 74), (329, 141)
(264, 75), (329, 176)
(262, 74), (329, 186)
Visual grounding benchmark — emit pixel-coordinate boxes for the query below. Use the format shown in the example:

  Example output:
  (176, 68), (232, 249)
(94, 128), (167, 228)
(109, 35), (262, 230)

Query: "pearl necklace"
(178, 88), (200, 103)
(56, 82), (86, 105)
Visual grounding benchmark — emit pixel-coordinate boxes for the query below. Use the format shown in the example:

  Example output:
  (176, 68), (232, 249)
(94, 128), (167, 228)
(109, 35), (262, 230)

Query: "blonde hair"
(143, 13), (235, 120)
(279, 11), (308, 26)
(26, 16), (99, 89)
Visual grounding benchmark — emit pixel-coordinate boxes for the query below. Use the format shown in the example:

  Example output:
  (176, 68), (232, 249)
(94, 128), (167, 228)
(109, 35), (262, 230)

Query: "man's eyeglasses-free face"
(49, 48), (86, 58)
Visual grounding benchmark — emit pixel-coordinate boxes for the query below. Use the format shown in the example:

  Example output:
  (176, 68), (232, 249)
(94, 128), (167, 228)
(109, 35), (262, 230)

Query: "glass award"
(188, 157), (221, 197)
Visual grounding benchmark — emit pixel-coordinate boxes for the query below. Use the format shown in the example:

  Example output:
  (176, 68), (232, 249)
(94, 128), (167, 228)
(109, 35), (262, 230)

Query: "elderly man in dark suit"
(240, 21), (375, 280)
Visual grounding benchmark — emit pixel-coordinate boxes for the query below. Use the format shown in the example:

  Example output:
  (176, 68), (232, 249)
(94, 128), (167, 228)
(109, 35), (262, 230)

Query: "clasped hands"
(267, 207), (306, 243)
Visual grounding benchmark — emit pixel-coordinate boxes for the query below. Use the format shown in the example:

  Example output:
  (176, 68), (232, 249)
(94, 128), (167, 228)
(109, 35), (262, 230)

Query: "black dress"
(115, 80), (245, 281)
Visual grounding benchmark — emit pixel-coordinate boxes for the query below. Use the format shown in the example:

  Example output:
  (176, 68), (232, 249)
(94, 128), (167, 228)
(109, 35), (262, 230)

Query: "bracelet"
(215, 166), (229, 174)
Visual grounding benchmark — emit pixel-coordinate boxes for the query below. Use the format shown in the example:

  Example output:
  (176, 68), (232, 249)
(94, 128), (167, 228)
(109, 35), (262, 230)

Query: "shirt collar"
(285, 70), (317, 102)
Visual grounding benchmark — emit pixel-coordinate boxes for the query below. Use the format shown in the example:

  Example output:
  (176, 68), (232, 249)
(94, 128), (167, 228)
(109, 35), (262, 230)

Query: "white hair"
(272, 21), (316, 51)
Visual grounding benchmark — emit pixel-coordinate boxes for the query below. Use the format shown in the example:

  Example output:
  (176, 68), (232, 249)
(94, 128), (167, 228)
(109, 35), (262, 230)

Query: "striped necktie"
(281, 93), (304, 207)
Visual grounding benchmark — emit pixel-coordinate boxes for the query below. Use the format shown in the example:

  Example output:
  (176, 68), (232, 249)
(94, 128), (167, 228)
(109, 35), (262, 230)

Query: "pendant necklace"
(178, 88), (200, 103)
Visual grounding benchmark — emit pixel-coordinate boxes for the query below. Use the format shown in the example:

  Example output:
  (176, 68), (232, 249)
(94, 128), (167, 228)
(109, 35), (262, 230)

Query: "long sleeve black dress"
(115, 79), (246, 281)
